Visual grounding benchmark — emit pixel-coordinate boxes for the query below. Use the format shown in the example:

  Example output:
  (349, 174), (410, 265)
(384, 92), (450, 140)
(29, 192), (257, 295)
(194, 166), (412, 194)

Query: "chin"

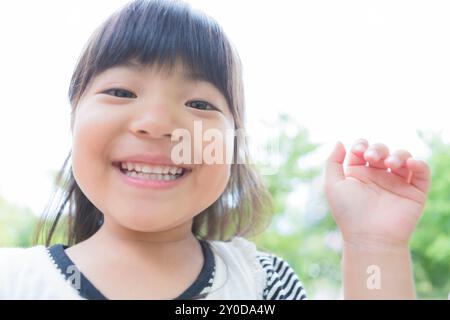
(111, 211), (188, 233)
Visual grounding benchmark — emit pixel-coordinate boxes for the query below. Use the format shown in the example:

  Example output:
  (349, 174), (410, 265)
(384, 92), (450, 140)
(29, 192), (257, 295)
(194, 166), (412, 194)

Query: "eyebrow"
(114, 60), (210, 84)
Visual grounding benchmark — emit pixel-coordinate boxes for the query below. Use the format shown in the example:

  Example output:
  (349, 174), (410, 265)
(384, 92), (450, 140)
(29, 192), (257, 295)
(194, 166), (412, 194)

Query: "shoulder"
(0, 245), (50, 278)
(208, 236), (256, 250)
(206, 237), (261, 271)
(0, 245), (47, 267)
(205, 237), (266, 299)
(206, 236), (260, 265)
(0, 246), (47, 296)
(206, 237), (307, 300)
(256, 250), (307, 300)
(0, 245), (82, 299)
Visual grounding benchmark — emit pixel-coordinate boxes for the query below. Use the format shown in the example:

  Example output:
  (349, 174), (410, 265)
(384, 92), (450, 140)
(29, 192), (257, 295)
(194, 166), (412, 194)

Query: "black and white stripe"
(194, 252), (307, 300)
(258, 252), (307, 300)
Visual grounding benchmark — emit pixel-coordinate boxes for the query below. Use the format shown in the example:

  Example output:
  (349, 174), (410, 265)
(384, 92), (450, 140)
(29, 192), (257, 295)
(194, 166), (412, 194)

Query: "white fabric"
(203, 237), (266, 300)
(0, 237), (266, 300)
(0, 246), (82, 299)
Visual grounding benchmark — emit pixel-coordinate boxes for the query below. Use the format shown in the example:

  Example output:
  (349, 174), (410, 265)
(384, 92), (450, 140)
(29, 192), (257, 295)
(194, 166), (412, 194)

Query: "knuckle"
(353, 138), (369, 146)
(393, 149), (412, 158)
(370, 142), (389, 154)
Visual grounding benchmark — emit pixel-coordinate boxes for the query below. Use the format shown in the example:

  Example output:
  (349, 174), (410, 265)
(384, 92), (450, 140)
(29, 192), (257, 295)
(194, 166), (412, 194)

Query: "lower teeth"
(122, 170), (182, 181)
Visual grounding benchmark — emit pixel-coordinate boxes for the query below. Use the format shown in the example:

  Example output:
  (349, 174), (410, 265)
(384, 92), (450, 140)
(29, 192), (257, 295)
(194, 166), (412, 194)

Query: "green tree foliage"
(0, 196), (37, 247)
(410, 131), (450, 299)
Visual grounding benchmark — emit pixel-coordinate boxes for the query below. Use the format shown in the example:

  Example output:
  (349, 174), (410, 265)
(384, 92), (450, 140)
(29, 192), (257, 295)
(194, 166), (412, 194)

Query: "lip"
(113, 163), (190, 190)
(112, 153), (194, 170)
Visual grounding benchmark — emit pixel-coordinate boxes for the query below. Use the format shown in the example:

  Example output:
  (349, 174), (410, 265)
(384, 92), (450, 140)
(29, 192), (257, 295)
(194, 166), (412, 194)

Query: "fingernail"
(354, 144), (365, 152)
(386, 156), (401, 167)
(365, 150), (379, 161)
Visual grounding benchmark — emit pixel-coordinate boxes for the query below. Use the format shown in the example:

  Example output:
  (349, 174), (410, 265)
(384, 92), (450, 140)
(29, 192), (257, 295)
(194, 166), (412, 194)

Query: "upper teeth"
(120, 162), (183, 175)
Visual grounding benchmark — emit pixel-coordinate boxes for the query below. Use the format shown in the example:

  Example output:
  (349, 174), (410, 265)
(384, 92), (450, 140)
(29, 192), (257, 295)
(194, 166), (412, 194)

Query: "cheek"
(186, 122), (234, 211)
(190, 163), (231, 211)
(71, 107), (115, 207)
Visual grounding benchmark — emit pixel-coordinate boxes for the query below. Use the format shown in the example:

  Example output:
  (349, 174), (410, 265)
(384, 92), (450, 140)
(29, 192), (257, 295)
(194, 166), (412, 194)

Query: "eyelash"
(184, 100), (217, 111)
(102, 88), (219, 112)
(102, 88), (137, 99)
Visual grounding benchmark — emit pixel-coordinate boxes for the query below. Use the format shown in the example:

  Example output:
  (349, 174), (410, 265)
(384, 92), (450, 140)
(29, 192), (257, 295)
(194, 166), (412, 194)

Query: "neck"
(80, 216), (200, 263)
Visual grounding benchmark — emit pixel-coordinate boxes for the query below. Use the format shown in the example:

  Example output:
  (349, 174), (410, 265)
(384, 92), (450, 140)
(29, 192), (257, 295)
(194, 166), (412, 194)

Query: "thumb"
(324, 141), (346, 190)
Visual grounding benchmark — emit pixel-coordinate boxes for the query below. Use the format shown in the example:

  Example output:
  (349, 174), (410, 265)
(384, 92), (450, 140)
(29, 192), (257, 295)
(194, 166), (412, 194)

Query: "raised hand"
(325, 139), (431, 247)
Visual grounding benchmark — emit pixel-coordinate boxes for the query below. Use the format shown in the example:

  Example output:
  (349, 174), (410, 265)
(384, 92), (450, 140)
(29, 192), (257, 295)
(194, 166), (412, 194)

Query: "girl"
(0, 0), (430, 300)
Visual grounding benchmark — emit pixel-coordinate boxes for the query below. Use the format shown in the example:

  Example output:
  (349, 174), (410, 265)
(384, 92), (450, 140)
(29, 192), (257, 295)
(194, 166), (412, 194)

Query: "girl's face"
(71, 60), (234, 237)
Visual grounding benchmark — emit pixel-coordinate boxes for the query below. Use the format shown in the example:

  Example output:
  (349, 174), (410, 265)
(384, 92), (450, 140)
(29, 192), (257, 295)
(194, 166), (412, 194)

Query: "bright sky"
(0, 0), (449, 215)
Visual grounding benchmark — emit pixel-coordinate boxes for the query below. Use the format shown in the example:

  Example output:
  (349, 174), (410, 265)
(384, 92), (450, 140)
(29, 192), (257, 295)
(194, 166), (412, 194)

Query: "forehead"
(107, 59), (210, 84)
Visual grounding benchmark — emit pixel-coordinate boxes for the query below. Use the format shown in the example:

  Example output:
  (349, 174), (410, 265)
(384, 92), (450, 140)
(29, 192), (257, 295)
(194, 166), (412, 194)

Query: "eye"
(185, 100), (218, 111)
(102, 88), (137, 99)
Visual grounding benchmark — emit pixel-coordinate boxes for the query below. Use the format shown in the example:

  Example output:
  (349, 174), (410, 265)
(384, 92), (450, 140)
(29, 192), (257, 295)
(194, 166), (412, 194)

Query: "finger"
(406, 158), (431, 193)
(347, 138), (369, 166)
(325, 141), (346, 193)
(364, 143), (390, 169)
(384, 149), (412, 179)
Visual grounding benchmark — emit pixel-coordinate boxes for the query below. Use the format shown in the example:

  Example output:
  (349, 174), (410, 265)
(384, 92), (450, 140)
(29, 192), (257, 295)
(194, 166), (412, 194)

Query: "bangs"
(70, 0), (233, 107)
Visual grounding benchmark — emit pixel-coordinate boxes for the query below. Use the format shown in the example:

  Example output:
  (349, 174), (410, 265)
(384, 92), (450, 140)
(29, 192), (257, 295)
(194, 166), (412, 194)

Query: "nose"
(129, 99), (179, 139)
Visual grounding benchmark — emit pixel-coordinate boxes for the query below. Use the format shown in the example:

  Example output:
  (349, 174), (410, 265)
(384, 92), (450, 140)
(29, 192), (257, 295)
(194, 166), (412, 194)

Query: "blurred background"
(0, 0), (449, 299)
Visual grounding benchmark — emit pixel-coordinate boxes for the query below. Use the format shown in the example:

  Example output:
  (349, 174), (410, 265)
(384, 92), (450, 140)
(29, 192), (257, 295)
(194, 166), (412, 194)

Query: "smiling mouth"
(112, 162), (191, 181)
